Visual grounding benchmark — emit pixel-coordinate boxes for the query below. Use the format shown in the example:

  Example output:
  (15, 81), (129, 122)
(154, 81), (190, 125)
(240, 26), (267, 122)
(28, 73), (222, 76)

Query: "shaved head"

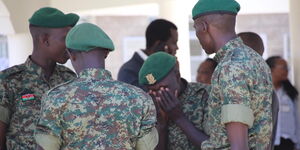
(193, 13), (237, 54)
(196, 13), (236, 34)
(29, 25), (52, 46)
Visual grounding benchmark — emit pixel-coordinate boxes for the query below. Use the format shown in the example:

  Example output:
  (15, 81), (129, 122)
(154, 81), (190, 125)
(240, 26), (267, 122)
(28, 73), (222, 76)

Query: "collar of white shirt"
(136, 49), (148, 61)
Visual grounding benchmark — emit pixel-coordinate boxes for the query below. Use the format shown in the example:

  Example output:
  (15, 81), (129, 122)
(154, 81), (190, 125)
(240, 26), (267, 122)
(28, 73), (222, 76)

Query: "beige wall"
(50, 0), (157, 12)
(3, 0), (50, 33)
(236, 13), (289, 57)
(94, 16), (150, 78)
(7, 33), (32, 66)
(2, 0), (50, 67)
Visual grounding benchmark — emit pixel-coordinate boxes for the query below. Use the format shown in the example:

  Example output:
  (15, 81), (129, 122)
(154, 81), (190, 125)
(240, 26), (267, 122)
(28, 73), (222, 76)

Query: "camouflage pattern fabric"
(168, 79), (210, 150)
(0, 57), (76, 150)
(201, 37), (273, 150)
(35, 68), (157, 150)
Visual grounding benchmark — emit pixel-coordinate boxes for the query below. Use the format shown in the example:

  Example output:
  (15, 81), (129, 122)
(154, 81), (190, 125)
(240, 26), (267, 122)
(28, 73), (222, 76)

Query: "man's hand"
(156, 88), (208, 148)
(156, 88), (185, 123)
(149, 90), (169, 150)
(149, 90), (168, 127)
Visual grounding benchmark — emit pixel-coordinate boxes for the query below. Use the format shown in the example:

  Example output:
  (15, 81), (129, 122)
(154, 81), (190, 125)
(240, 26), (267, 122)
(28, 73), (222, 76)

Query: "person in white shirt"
(266, 56), (300, 150)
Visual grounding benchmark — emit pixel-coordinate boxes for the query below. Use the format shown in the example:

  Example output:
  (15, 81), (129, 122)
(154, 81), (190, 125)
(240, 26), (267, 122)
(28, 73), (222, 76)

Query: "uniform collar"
(213, 37), (243, 63)
(25, 56), (44, 76)
(78, 68), (112, 81)
(25, 56), (59, 78)
(178, 78), (208, 102)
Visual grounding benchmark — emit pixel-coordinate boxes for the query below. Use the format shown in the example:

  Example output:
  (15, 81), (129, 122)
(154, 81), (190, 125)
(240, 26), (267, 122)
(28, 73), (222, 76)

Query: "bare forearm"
(230, 144), (248, 150)
(155, 124), (168, 150)
(0, 121), (7, 150)
(174, 117), (208, 148)
(226, 122), (249, 150)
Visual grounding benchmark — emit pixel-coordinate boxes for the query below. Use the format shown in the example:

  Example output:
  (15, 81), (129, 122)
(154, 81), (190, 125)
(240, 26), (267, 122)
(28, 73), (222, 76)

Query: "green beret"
(29, 7), (79, 28)
(139, 52), (176, 85)
(66, 23), (114, 52)
(192, 0), (240, 20)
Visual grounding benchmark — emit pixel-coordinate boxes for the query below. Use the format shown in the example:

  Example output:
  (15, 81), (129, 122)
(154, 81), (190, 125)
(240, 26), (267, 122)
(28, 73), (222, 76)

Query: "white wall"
(7, 33), (32, 66)
(189, 0), (289, 15)
(289, 0), (300, 122)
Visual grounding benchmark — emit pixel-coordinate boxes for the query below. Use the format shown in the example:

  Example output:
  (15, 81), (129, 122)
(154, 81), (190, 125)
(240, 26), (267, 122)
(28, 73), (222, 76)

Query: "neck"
(214, 32), (237, 53)
(76, 58), (105, 74)
(31, 49), (56, 80)
(178, 78), (187, 96)
(143, 49), (152, 56)
(273, 80), (282, 90)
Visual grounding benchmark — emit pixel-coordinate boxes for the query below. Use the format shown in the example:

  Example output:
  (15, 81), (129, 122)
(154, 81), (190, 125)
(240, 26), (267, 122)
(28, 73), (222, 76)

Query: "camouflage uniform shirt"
(201, 38), (273, 150)
(0, 57), (76, 149)
(35, 68), (157, 150)
(168, 79), (210, 150)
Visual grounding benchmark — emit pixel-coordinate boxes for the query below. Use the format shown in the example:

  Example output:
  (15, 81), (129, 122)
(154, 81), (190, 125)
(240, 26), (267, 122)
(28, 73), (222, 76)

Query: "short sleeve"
(136, 128), (158, 150)
(35, 94), (63, 144)
(138, 94), (157, 137)
(0, 79), (11, 124)
(35, 134), (61, 150)
(219, 63), (254, 127)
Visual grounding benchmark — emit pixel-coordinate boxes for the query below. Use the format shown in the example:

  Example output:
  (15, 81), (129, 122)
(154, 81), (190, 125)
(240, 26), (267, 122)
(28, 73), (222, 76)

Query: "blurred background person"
(266, 56), (300, 150)
(196, 58), (217, 84)
(238, 32), (264, 56)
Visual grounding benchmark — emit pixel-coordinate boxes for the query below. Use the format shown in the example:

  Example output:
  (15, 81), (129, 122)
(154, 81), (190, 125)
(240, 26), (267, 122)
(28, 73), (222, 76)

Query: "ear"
(66, 49), (76, 61)
(103, 50), (110, 59)
(200, 20), (208, 33)
(40, 33), (50, 47)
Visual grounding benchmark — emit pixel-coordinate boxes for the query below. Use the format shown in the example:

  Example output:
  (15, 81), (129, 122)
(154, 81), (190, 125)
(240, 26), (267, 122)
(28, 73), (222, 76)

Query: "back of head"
(266, 56), (281, 69)
(66, 23), (115, 72)
(238, 32), (264, 56)
(197, 58), (218, 84)
(66, 23), (114, 52)
(203, 58), (217, 69)
(145, 19), (177, 49)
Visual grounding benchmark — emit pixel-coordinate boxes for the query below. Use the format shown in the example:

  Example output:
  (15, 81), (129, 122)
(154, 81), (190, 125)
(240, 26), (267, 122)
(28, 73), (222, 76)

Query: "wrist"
(173, 115), (186, 125)
(156, 122), (168, 130)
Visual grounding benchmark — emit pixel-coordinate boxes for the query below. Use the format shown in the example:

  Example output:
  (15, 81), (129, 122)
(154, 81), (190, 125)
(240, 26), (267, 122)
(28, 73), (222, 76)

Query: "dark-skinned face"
(194, 18), (215, 54)
(165, 29), (179, 56)
(271, 58), (288, 82)
(46, 26), (72, 64)
(147, 68), (181, 97)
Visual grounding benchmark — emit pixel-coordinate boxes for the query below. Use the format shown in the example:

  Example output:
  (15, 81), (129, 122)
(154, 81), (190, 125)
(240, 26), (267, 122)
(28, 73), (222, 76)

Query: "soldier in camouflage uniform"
(192, 0), (273, 149)
(0, 7), (79, 150)
(35, 23), (158, 150)
(139, 52), (209, 150)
